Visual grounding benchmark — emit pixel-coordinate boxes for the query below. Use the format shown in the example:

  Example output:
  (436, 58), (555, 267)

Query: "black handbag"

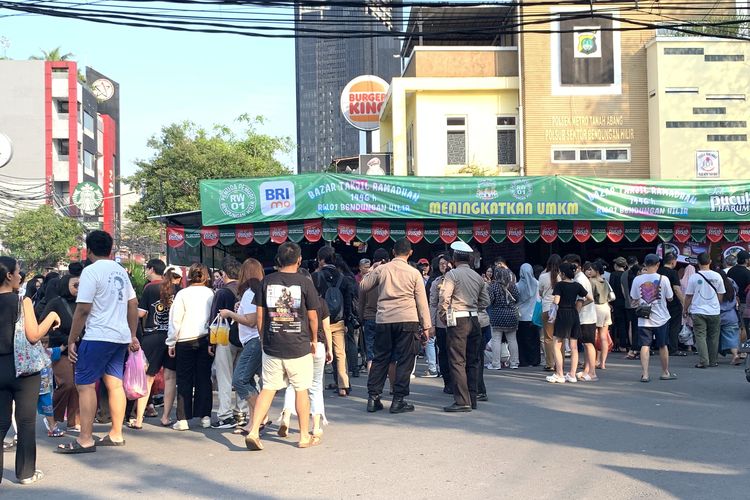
(635, 304), (652, 318)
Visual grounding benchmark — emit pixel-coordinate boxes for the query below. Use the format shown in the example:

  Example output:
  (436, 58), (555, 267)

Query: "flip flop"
(298, 435), (321, 448)
(96, 435), (125, 447)
(161, 420), (175, 427)
(277, 423), (289, 438)
(245, 434), (263, 451)
(640, 376), (650, 383)
(660, 373), (678, 380)
(232, 427), (249, 436)
(48, 427), (66, 438)
(55, 441), (96, 454)
(127, 420), (142, 430)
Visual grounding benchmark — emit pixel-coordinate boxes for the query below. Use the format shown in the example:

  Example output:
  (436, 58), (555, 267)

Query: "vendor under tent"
(155, 174), (750, 268)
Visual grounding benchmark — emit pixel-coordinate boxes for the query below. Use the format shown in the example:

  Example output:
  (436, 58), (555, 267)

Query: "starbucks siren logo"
(72, 182), (104, 213)
(219, 183), (257, 219)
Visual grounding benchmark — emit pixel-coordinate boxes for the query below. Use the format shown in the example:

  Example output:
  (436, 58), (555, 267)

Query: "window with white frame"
(83, 111), (95, 136)
(496, 116), (517, 166)
(83, 150), (95, 176)
(551, 145), (630, 163)
(446, 117), (466, 165)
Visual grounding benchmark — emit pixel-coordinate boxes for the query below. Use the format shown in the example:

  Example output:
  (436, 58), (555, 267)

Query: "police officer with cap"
(439, 241), (490, 412)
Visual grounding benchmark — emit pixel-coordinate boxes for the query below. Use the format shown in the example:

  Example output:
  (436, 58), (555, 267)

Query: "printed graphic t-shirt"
(255, 271), (320, 359)
(77, 259), (136, 344)
(138, 280), (179, 334)
(630, 273), (674, 328)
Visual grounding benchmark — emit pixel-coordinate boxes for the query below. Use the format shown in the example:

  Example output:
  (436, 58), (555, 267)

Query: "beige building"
(647, 37), (749, 180)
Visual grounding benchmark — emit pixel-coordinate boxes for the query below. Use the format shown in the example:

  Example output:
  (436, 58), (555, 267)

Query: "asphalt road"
(3, 353), (749, 499)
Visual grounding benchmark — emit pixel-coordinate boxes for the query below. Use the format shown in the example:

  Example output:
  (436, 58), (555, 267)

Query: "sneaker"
(211, 416), (237, 429)
(172, 420), (189, 431)
(422, 370), (439, 378)
(19, 470), (44, 485)
(201, 417), (212, 429)
(410, 374), (416, 379)
(564, 374), (578, 383)
(546, 374), (565, 384)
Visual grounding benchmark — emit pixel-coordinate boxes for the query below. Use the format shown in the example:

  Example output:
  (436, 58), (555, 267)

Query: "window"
(406, 124), (414, 175)
(83, 150), (95, 176)
(497, 116), (517, 166)
(706, 94), (746, 101)
(552, 146), (630, 163)
(55, 100), (69, 114)
(693, 107), (726, 114)
(665, 87), (699, 94)
(664, 47), (703, 55)
(446, 117), (466, 165)
(83, 112), (95, 135)
(707, 134), (747, 142)
(666, 121), (746, 128)
(705, 54), (744, 62)
(580, 149), (602, 161)
(56, 139), (69, 157)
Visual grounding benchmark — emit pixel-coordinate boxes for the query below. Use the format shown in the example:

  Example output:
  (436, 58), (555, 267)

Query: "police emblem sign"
(574, 28), (602, 58)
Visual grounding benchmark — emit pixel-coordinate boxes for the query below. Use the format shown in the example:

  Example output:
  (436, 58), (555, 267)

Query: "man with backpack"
(313, 246), (357, 397)
(209, 256), (249, 429)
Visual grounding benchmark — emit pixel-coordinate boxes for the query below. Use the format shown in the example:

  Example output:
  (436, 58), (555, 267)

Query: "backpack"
(318, 272), (344, 323)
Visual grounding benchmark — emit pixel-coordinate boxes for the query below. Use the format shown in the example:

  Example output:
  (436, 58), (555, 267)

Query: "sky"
(0, 7), (298, 177)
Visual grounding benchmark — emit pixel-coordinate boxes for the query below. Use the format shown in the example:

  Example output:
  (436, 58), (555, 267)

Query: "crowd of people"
(1, 228), (749, 484)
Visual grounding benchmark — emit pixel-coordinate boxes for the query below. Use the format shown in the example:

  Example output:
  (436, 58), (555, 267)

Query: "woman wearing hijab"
(41, 275), (81, 433)
(34, 273), (60, 320)
(516, 263), (540, 367)
(488, 268), (520, 369)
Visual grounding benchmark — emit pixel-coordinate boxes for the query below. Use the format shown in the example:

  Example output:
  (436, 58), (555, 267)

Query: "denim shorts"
(75, 340), (129, 385)
(638, 323), (669, 349)
(232, 337), (262, 400)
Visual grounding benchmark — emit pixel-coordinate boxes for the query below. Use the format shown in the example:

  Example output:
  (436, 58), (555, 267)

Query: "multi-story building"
(379, 2), (750, 181)
(295, 0), (401, 173)
(0, 60), (120, 238)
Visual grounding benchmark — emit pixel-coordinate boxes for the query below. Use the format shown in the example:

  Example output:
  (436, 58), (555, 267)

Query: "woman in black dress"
(0, 257), (60, 485)
(546, 263), (592, 384)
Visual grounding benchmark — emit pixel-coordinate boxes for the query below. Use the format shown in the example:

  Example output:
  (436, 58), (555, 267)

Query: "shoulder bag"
(635, 276), (667, 319)
(14, 297), (48, 377)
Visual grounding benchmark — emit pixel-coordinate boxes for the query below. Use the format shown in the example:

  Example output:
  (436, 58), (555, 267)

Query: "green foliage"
(125, 261), (147, 300)
(671, 15), (749, 38)
(458, 164), (493, 176)
(125, 115), (293, 222)
(29, 47), (74, 61)
(0, 205), (83, 272)
(121, 221), (162, 257)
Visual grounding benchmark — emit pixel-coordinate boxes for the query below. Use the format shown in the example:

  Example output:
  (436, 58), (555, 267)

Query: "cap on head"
(165, 266), (183, 277)
(644, 254), (660, 267)
(450, 241), (473, 254)
(417, 258), (429, 265)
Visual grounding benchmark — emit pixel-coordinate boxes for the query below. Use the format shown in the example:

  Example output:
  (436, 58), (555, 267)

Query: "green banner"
(200, 174), (750, 226)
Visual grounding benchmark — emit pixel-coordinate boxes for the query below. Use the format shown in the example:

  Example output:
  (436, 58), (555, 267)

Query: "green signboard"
(200, 174), (750, 226)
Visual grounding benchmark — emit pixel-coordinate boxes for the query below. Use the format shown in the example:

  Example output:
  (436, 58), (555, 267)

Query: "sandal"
(640, 376), (650, 383)
(161, 420), (175, 427)
(731, 356), (743, 366)
(96, 435), (125, 447)
(626, 352), (637, 360)
(277, 423), (289, 438)
(660, 373), (678, 380)
(55, 440), (96, 454)
(245, 434), (263, 451)
(127, 420), (143, 430)
(298, 435), (321, 448)
(144, 408), (159, 418)
(19, 470), (44, 485)
(233, 427), (249, 436)
(695, 363), (707, 369)
(47, 427), (65, 438)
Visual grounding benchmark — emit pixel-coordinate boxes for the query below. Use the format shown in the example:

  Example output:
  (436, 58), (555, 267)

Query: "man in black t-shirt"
(658, 253), (685, 355)
(245, 242), (320, 451)
(728, 251), (750, 335)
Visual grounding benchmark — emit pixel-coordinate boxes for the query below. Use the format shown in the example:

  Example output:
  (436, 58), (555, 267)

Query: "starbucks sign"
(72, 182), (104, 213)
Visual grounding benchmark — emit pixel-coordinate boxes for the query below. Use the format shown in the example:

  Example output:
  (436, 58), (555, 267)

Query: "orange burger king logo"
(340, 75), (389, 131)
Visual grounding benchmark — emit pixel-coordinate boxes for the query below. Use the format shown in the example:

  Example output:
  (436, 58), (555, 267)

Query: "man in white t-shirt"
(57, 231), (140, 454)
(630, 254), (675, 383)
(684, 252), (725, 369)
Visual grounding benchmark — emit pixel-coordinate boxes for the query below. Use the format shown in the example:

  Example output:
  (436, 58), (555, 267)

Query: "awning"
(165, 219), (750, 248)
(199, 174), (750, 226)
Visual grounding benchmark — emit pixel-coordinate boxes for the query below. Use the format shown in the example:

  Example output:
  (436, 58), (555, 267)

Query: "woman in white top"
(166, 263), (214, 431)
(219, 258), (265, 436)
(517, 263), (541, 367)
(538, 254), (561, 371)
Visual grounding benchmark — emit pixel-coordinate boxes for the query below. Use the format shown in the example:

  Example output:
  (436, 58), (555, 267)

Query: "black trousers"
(611, 306), (628, 349)
(175, 336), (213, 421)
(367, 322), (419, 399)
(478, 325), (491, 395)
(667, 303), (683, 353)
(435, 327), (452, 390)
(0, 354), (40, 483)
(448, 317), (481, 407)
(626, 309), (640, 350)
(517, 321), (541, 367)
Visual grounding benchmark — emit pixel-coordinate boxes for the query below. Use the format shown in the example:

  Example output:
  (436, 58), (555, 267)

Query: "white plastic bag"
(678, 325), (694, 346)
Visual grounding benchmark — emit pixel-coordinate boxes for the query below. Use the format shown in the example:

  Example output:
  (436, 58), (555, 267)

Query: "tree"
(125, 115), (293, 222)
(0, 205), (83, 271)
(120, 220), (163, 257)
(29, 46), (74, 61)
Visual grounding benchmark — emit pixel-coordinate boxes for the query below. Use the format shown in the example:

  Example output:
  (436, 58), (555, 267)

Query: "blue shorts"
(37, 392), (53, 417)
(75, 340), (129, 385)
(638, 323), (669, 349)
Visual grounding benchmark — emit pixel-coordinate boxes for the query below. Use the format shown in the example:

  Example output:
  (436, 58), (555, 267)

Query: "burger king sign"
(340, 75), (389, 131)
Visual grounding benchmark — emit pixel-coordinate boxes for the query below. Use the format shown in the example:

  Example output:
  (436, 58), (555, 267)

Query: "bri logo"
(260, 181), (296, 216)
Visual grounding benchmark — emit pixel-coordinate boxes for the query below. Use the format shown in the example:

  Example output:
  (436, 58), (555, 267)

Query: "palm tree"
(29, 47), (74, 61)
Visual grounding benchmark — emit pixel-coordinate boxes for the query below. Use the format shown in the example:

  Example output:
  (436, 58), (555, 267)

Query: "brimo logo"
(260, 181), (296, 216)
